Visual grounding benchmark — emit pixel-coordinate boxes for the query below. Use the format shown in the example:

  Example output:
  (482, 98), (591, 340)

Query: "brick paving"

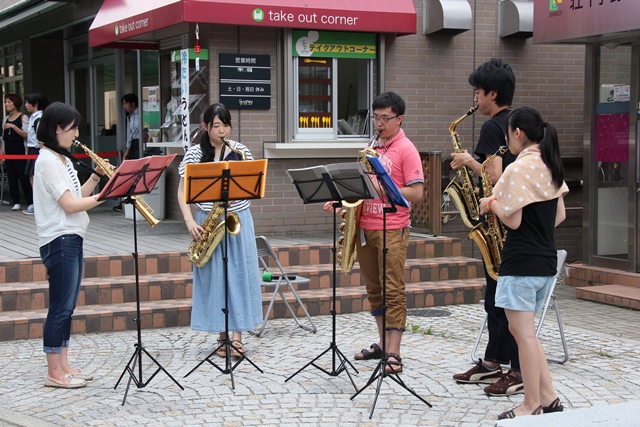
(0, 282), (638, 426)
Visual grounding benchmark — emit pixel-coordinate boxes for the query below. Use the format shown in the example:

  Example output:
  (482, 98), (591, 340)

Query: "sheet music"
(286, 162), (376, 203)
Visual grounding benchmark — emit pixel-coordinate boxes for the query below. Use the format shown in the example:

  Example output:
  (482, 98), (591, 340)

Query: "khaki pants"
(356, 228), (409, 329)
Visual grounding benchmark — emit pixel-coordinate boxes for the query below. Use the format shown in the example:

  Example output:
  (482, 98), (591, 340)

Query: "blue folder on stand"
(366, 155), (410, 208)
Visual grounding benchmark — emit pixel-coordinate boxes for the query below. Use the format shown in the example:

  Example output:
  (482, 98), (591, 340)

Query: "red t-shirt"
(359, 128), (424, 230)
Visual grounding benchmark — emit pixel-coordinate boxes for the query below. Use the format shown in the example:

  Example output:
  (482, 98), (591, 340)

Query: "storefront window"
(595, 44), (632, 260)
(0, 43), (23, 116)
(292, 30), (374, 140)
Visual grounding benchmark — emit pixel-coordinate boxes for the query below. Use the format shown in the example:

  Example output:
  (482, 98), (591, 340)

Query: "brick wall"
(168, 1), (586, 252)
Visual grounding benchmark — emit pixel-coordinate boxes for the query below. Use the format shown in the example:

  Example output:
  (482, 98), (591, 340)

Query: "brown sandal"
(542, 397), (564, 413)
(498, 405), (543, 420)
(230, 340), (245, 357)
(215, 339), (226, 358)
(385, 353), (403, 374)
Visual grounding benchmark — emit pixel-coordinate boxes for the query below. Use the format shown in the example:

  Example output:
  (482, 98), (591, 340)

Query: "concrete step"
(0, 278), (486, 341)
(0, 236), (462, 284)
(0, 235), (483, 341)
(576, 284), (640, 310)
(0, 257), (483, 312)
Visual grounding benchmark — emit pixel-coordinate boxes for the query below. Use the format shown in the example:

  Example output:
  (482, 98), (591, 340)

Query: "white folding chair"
(249, 236), (317, 337)
(471, 249), (569, 364)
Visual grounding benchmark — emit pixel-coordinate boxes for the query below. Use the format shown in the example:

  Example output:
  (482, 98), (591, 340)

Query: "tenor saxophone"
(72, 140), (159, 228)
(443, 107), (481, 228)
(468, 146), (508, 280)
(187, 139), (245, 267)
(336, 131), (379, 273)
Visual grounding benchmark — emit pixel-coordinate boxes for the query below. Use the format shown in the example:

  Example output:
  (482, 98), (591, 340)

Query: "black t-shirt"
(473, 109), (516, 195)
(499, 198), (558, 277)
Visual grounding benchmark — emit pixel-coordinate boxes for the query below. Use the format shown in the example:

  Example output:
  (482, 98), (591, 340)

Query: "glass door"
(594, 44), (632, 266)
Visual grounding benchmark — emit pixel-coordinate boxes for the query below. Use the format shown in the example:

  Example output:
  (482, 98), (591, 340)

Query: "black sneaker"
(112, 203), (123, 212)
(453, 359), (502, 384)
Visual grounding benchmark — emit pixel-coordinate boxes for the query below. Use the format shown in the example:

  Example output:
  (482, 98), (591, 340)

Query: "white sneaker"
(11, 204), (21, 211)
(1, 200), (10, 205)
(23, 204), (34, 215)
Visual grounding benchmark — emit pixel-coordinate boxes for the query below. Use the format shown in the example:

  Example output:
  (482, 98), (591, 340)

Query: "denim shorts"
(495, 275), (554, 313)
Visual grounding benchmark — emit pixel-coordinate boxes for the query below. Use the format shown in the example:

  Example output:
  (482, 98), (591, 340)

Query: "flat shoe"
(44, 374), (87, 389)
(354, 343), (383, 361)
(70, 369), (93, 381)
(542, 397), (564, 413)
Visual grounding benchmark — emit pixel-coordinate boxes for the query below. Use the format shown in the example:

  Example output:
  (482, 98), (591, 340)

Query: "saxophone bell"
(72, 140), (160, 228)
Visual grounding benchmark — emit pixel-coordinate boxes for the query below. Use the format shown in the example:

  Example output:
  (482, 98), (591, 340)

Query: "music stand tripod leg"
(285, 203), (358, 391)
(184, 202), (263, 388)
(350, 206), (431, 418)
(114, 197), (184, 405)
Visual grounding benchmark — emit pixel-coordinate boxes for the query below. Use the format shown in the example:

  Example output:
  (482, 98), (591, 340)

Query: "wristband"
(487, 197), (496, 211)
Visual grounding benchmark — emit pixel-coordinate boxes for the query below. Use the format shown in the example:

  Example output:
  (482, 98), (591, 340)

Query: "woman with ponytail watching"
(478, 106), (569, 420)
(35, 102), (108, 388)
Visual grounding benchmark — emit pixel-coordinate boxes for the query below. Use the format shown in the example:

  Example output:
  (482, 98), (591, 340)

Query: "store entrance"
(591, 43), (635, 271)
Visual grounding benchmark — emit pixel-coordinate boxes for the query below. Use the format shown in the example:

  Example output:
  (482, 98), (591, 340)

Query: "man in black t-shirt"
(449, 58), (523, 397)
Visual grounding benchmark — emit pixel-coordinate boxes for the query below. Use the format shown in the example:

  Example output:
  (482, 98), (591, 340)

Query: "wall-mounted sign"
(292, 30), (376, 59)
(219, 53), (271, 110)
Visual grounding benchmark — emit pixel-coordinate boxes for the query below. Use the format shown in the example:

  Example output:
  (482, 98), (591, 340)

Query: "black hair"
(25, 92), (50, 111)
(36, 102), (82, 150)
(4, 94), (23, 110)
(199, 103), (232, 163)
(372, 92), (406, 116)
(505, 106), (564, 189)
(121, 93), (138, 107)
(468, 58), (516, 107)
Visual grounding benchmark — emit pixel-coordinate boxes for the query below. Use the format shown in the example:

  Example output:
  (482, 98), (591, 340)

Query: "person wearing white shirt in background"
(113, 93), (140, 212)
(23, 92), (49, 215)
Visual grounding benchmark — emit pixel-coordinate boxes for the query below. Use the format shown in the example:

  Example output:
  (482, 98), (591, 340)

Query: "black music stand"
(350, 155), (431, 418)
(103, 154), (184, 405)
(182, 159), (267, 390)
(284, 162), (377, 391)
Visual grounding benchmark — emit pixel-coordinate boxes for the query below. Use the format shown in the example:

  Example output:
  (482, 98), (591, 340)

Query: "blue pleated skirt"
(190, 207), (263, 333)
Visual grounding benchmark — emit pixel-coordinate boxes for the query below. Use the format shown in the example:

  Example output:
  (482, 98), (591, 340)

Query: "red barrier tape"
(0, 152), (119, 160)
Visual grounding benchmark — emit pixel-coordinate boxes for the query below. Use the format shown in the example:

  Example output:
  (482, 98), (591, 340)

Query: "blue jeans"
(40, 234), (84, 354)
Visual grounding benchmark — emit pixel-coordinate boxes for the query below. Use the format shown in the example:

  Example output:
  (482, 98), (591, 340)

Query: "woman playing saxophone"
(177, 103), (262, 358)
(34, 102), (108, 388)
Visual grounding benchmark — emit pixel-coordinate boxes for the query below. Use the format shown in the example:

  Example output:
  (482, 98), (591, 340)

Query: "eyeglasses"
(370, 114), (399, 123)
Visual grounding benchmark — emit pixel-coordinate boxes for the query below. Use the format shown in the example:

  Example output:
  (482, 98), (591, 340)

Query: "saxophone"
(336, 131), (379, 273)
(443, 107), (480, 228)
(187, 139), (245, 267)
(72, 140), (159, 228)
(468, 146), (508, 281)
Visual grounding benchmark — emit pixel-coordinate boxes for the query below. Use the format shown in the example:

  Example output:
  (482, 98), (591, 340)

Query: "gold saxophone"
(337, 131), (379, 273)
(187, 139), (245, 267)
(468, 146), (508, 281)
(443, 107), (480, 228)
(72, 140), (159, 228)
